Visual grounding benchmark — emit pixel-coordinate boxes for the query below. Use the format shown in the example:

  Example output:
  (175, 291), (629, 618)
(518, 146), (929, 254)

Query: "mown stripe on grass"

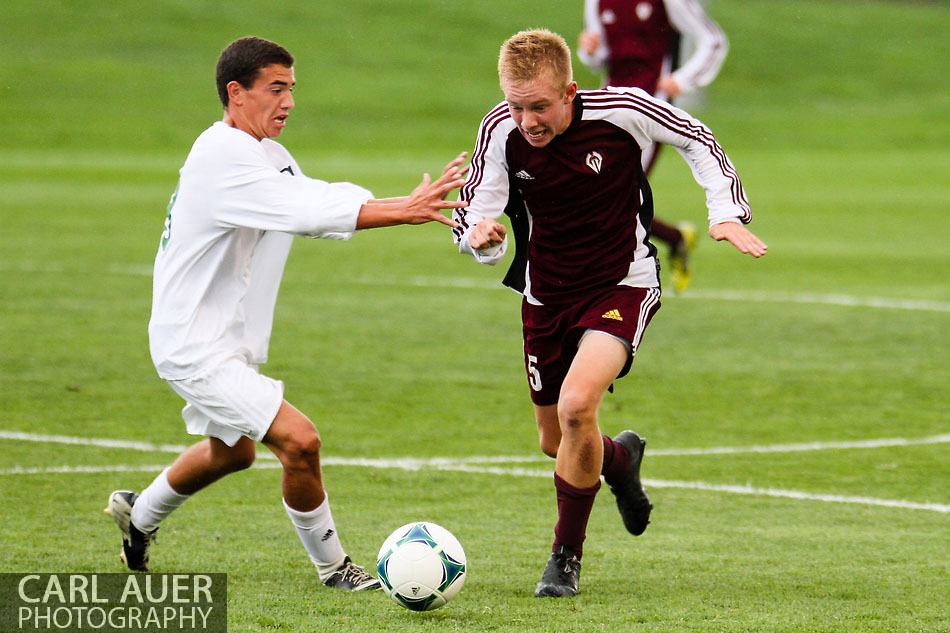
(3, 261), (949, 312)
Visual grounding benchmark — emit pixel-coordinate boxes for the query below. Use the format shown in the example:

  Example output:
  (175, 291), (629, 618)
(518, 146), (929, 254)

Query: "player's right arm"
(205, 131), (465, 237)
(452, 103), (513, 266)
(577, 0), (608, 73)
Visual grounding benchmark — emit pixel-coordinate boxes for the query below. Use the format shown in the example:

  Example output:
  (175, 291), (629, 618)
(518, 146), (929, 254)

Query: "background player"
(578, 0), (729, 291)
(105, 36), (468, 591)
(453, 29), (765, 598)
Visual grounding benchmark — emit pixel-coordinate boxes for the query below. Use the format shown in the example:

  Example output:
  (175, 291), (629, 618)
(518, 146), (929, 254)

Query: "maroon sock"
(552, 472), (601, 559)
(601, 434), (632, 486)
(651, 218), (682, 247)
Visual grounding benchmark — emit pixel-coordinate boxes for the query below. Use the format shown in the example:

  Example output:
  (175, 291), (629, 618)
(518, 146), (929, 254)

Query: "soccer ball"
(376, 522), (466, 611)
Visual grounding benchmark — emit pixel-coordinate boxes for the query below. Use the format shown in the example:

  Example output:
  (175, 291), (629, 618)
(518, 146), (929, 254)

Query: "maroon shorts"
(522, 286), (661, 406)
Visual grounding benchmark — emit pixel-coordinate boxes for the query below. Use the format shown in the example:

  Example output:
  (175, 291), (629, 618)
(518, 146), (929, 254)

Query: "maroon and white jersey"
(453, 87), (750, 305)
(580, 0), (728, 96)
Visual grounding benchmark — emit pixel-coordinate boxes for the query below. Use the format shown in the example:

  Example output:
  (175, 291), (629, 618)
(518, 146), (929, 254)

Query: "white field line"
(0, 431), (226, 457)
(2, 431), (949, 514)
(359, 276), (950, 313)
(0, 459), (947, 515)
(649, 433), (950, 456)
(681, 289), (950, 313)
(641, 479), (950, 514)
(3, 261), (949, 312)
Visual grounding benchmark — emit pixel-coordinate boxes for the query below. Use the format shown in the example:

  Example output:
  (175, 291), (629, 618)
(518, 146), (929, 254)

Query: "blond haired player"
(454, 29), (764, 597)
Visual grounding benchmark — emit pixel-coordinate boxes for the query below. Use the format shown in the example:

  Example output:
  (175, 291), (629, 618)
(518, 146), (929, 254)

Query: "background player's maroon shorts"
(522, 286), (661, 406)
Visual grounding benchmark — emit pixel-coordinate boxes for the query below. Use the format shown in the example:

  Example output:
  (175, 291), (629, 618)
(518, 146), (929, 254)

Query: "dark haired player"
(105, 36), (468, 591)
(453, 29), (765, 598)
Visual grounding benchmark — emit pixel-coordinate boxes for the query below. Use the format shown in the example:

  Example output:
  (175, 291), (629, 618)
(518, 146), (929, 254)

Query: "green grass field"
(1, 1), (948, 631)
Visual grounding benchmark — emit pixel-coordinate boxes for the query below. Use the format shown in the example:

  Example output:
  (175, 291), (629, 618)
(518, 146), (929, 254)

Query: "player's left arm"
(663, 0), (729, 95)
(611, 89), (760, 255)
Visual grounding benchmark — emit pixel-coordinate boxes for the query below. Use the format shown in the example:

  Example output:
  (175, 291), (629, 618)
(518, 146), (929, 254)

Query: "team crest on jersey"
(636, 2), (653, 21)
(586, 151), (604, 174)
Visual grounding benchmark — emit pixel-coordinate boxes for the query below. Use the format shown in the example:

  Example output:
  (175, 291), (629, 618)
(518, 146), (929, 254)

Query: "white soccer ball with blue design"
(376, 522), (466, 611)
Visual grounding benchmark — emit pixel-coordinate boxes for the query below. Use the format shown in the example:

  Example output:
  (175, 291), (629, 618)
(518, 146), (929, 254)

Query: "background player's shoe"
(608, 431), (653, 536)
(534, 546), (581, 597)
(323, 557), (381, 591)
(670, 222), (697, 293)
(104, 490), (157, 572)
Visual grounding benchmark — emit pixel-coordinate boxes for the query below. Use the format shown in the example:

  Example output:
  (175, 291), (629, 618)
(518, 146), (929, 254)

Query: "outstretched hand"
(405, 153), (470, 228)
(709, 222), (768, 258)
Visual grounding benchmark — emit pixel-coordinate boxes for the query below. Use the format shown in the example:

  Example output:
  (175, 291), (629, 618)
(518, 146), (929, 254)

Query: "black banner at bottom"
(0, 573), (227, 632)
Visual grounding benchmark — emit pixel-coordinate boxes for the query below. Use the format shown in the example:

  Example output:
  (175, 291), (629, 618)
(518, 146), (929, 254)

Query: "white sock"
(283, 497), (346, 581)
(131, 468), (191, 532)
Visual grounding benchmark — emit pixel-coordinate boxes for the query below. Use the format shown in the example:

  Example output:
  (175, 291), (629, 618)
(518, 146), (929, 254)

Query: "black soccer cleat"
(609, 430), (653, 536)
(104, 490), (158, 572)
(535, 546), (581, 598)
(323, 557), (381, 591)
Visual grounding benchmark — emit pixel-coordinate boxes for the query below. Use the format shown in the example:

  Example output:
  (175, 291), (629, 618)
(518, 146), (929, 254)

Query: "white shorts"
(167, 357), (284, 447)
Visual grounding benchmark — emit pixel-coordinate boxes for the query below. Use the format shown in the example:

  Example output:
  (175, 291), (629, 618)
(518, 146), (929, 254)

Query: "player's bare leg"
(536, 332), (628, 597)
(166, 435), (257, 494)
(535, 404), (561, 458)
(562, 328), (654, 539)
(262, 401), (326, 509)
(263, 401), (379, 591)
(556, 332), (629, 486)
(105, 435), (256, 571)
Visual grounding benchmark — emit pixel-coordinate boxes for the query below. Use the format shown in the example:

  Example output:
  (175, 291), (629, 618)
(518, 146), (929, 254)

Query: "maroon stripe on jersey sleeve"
(454, 103), (512, 242)
(460, 103), (510, 202)
(583, 91), (750, 221)
(587, 91), (750, 218)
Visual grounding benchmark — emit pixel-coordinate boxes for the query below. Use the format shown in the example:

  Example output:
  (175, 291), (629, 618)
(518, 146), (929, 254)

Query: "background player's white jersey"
(149, 121), (372, 380)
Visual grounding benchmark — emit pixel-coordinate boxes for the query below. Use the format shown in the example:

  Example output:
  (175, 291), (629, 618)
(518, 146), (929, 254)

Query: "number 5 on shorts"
(527, 354), (542, 392)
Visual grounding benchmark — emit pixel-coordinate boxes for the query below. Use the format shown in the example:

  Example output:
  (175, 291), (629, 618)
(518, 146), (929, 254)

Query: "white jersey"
(149, 121), (372, 380)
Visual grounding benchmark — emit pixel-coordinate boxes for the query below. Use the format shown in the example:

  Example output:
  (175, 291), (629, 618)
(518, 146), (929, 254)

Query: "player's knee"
(281, 429), (322, 466)
(227, 443), (257, 472)
(557, 390), (597, 431)
(212, 437), (256, 473)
